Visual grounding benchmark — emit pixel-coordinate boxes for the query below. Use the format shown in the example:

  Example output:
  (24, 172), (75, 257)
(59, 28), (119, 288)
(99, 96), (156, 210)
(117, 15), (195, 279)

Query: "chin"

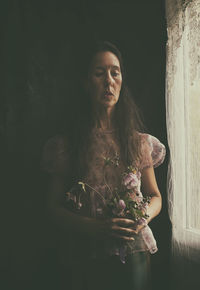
(101, 98), (117, 107)
(102, 101), (116, 109)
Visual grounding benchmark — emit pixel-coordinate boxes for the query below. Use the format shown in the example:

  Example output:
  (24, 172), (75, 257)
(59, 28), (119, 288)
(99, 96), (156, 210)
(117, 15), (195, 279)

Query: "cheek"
(116, 79), (122, 92)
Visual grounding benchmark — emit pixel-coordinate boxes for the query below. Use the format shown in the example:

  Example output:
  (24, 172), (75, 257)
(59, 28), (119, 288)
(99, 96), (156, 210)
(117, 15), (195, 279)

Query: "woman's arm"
(141, 166), (162, 223)
(133, 166), (162, 233)
(46, 175), (137, 241)
(46, 175), (93, 235)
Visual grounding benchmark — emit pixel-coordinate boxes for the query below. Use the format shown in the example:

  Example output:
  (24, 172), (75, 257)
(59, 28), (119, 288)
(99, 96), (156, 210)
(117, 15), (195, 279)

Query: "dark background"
(1, 0), (171, 289)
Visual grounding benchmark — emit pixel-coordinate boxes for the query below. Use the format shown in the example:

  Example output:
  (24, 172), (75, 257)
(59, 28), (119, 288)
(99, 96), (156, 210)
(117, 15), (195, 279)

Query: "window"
(166, 0), (200, 261)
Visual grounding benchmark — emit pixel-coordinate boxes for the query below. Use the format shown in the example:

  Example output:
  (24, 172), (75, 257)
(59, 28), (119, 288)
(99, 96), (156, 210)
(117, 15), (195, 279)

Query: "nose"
(104, 71), (113, 86)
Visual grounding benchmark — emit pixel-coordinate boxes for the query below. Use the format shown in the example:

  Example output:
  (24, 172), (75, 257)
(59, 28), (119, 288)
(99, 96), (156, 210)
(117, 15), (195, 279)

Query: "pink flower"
(122, 172), (140, 189)
(130, 191), (143, 203)
(118, 199), (126, 210)
(112, 199), (126, 216)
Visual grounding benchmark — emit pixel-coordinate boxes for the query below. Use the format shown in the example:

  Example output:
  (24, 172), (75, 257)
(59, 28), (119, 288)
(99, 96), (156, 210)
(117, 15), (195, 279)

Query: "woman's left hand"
(131, 219), (147, 234)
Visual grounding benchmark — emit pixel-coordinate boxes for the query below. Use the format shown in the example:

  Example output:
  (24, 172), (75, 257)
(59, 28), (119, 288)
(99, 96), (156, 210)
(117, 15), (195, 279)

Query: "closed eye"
(111, 71), (120, 77)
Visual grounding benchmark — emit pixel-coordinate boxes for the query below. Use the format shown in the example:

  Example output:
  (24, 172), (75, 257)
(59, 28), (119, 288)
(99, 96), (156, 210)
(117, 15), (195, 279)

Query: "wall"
(1, 1), (169, 289)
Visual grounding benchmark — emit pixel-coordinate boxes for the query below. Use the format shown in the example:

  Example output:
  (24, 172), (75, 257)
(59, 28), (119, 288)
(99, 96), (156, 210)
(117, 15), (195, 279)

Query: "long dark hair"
(67, 41), (144, 182)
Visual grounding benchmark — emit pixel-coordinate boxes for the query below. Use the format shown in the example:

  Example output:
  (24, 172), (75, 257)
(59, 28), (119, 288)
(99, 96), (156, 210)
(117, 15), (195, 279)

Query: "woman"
(41, 41), (165, 290)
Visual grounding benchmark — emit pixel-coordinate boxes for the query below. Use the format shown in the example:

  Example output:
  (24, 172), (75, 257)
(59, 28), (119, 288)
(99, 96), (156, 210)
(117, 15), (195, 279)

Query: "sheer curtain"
(166, 0), (200, 262)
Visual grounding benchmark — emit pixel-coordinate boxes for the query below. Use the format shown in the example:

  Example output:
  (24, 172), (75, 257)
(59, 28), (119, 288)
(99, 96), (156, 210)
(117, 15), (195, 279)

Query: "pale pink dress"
(41, 130), (166, 263)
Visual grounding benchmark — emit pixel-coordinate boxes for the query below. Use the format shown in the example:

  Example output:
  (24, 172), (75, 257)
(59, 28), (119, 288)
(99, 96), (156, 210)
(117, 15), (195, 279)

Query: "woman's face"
(86, 51), (122, 109)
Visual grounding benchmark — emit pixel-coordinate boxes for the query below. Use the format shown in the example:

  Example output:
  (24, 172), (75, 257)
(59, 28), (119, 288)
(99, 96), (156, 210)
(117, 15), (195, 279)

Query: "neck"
(93, 104), (115, 130)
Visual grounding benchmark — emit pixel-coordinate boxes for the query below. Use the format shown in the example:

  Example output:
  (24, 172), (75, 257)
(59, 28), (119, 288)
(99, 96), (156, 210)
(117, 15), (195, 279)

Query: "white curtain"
(166, 0), (200, 262)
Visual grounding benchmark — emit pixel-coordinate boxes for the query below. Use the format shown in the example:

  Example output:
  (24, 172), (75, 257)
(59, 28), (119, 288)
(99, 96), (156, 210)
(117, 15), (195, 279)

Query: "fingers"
(105, 218), (137, 241)
(130, 223), (146, 234)
(111, 225), (135, 235)
(105, 218), (146, 241)
(110, 232), (135, 241)
(111, 218), (135, 227)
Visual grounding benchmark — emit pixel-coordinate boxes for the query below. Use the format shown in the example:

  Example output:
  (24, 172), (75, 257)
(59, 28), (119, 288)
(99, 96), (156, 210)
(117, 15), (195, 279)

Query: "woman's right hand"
(83, 217), (136, 241)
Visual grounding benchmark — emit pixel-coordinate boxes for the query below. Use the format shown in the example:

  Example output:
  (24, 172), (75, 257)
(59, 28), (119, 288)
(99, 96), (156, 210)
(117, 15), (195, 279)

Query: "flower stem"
(83, 182), (107, 204)
(103, 165), (113, 196)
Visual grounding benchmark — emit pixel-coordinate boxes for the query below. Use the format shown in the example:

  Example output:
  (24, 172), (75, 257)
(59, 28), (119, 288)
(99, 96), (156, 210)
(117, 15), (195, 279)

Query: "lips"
(104, 91), (114, 97)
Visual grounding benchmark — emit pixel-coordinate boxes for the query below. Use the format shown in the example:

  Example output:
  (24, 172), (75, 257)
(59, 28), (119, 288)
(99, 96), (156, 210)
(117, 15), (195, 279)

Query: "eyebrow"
(95, 65), (121, 71)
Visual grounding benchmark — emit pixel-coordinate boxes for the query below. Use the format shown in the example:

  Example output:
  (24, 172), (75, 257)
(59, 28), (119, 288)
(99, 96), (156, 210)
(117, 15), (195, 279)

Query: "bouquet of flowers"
(64, 154), (158, 263)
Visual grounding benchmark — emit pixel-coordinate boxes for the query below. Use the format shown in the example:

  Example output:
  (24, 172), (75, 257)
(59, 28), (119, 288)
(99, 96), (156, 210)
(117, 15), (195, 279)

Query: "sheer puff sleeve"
(41, 135), (69, 177)
(139, 133), (166, 171)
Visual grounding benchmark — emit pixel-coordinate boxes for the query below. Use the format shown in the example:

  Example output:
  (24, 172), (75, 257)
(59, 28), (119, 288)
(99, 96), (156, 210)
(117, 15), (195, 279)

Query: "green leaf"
(113, 197), (118, 204)
(103, 156), (112, 166)
(78, 181), (86, 192)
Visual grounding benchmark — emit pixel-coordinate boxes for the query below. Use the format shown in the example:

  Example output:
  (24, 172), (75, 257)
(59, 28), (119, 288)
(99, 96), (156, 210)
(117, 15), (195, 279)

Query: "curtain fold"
(166, 0), (200, 263)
